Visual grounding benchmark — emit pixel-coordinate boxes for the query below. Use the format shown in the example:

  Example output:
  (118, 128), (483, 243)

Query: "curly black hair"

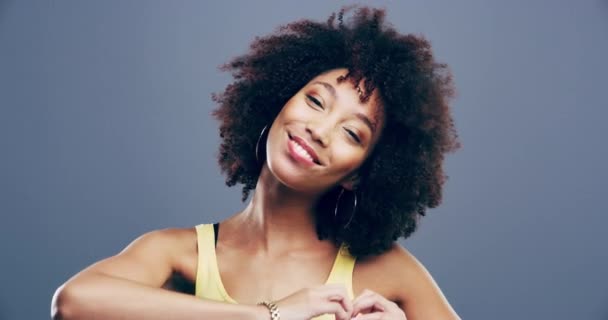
(211, 6), (460, 258)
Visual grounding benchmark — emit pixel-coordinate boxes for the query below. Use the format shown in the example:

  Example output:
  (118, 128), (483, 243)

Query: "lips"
(288, 133), (322, 165)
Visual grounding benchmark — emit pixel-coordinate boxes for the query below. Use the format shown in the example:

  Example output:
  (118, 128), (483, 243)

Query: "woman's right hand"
(272, 284), (353, 320)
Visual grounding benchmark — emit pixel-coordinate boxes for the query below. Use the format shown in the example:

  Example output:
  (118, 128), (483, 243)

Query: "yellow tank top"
(194, 223), (356, 320)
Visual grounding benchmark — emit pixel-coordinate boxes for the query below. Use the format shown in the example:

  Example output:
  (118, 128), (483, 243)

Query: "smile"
(288, 134), (322, 166)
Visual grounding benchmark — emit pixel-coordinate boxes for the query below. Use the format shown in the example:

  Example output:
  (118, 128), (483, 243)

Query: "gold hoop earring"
(334, 188), (357, 228)
(255, 125), (269, 164)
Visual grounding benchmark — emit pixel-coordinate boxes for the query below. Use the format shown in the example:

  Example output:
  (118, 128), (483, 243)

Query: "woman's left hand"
(351, 289), (407, 320)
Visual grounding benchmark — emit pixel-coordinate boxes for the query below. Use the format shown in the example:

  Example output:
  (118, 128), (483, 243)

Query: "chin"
(264, 126), (327, 192)
(266, 155), (312, 191)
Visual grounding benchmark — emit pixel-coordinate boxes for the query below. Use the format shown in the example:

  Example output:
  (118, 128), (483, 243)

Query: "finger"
(353, 289), (391, 307)
(352, 295), (386, 316)
(352, 289), (374, 305)
(353, 311), (384, 320)
(320, 285), (353, 313)
(312, 285), (352, 319)
(352, 290), (377, 315)
(325, 301), (349, 320)
(328, 293), (353, 317)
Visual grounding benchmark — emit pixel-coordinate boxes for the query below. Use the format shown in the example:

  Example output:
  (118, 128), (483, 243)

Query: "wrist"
(252, 304), (272, 320)
(257, 301), (280, 320)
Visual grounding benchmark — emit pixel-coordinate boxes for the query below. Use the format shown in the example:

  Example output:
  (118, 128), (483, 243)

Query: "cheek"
(331, 145), (366, 171)
(280, 98), (316, 120)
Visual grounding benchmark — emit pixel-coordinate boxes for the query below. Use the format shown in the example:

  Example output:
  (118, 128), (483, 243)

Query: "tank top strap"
(195, 223), (234, 302)
(325, 243), (357, 299)
(194, 224), (213, 298)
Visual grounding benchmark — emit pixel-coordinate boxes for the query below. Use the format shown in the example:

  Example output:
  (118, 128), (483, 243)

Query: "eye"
(345, 128), (361, 144)
(306, 94), (324, 110)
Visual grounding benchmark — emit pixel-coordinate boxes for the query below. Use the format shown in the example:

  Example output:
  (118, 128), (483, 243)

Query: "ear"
(340, 172), (360, 191)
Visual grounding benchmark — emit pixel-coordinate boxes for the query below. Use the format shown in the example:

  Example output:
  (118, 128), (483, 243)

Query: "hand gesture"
(272, 283), (353, 320)
(351, 289), (407, 320)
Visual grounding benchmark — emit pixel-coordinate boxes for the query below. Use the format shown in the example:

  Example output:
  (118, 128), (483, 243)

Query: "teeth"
(293, 141), (314, 162)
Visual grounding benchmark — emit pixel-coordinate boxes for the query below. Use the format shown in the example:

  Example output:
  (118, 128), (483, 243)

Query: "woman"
(52, 6), (461, 320)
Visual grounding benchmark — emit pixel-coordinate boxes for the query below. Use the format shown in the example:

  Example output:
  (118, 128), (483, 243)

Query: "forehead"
(309, 68), (381, 104)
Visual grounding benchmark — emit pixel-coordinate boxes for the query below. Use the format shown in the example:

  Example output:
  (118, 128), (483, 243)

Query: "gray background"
(1, 0), (607, 319)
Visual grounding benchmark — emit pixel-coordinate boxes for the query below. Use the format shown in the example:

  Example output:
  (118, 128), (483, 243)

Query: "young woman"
(52, 6), (461, 320)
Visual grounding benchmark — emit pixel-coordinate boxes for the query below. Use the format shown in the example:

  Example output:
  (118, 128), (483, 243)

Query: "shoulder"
(354, 242), (461, 320)
(116, 227), (198, 267)
(129, 226), (202, 282)
(126, 227), (197, 254)
(62, 227), (201, 290)
(353, 243), (417, 301)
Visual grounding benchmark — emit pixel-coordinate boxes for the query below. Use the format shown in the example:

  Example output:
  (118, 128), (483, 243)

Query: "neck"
(231, 164), (328, 252)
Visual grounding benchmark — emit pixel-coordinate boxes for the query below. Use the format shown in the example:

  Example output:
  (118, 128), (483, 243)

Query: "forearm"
(52, 273), (268, 320)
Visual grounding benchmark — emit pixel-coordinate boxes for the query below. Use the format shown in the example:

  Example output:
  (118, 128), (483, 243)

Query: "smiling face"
(264, 68), (385, 194)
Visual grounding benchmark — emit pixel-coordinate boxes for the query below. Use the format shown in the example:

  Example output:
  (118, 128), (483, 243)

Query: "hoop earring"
(334, 188), (357, 228)
(255, 125), (269, 164)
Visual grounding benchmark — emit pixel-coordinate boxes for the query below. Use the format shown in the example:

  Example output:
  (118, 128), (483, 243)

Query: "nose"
(306, 120), (332, 148)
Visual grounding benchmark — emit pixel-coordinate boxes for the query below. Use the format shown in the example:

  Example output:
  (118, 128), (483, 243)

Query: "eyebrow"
(312, 81), (377, 134)
(312, 81), (337, 99)
(354, 112), (377, 134)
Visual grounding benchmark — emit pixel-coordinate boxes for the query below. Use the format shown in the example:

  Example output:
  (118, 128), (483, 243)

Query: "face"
(265, 68), (385, 194)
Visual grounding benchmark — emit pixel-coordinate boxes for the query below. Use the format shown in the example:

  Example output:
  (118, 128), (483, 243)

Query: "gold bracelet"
(257, 301), (281, 320)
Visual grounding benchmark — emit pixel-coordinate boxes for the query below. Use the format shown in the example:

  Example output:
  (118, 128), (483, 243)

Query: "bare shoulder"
(71, 227), (199, 288)
(353, 243), (461, 320)
(142, 227), (197, 252)
(120, 227), (197, 262)
(135, 227), (199, 278)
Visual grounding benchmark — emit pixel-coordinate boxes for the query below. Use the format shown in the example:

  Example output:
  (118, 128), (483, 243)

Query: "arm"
(393, 244), (461, 320)
(351, 243), (461, 320)
(51, 228), (268, 320)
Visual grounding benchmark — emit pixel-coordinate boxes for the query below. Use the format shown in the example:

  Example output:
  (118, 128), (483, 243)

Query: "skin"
(51, 69), (461, 320)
